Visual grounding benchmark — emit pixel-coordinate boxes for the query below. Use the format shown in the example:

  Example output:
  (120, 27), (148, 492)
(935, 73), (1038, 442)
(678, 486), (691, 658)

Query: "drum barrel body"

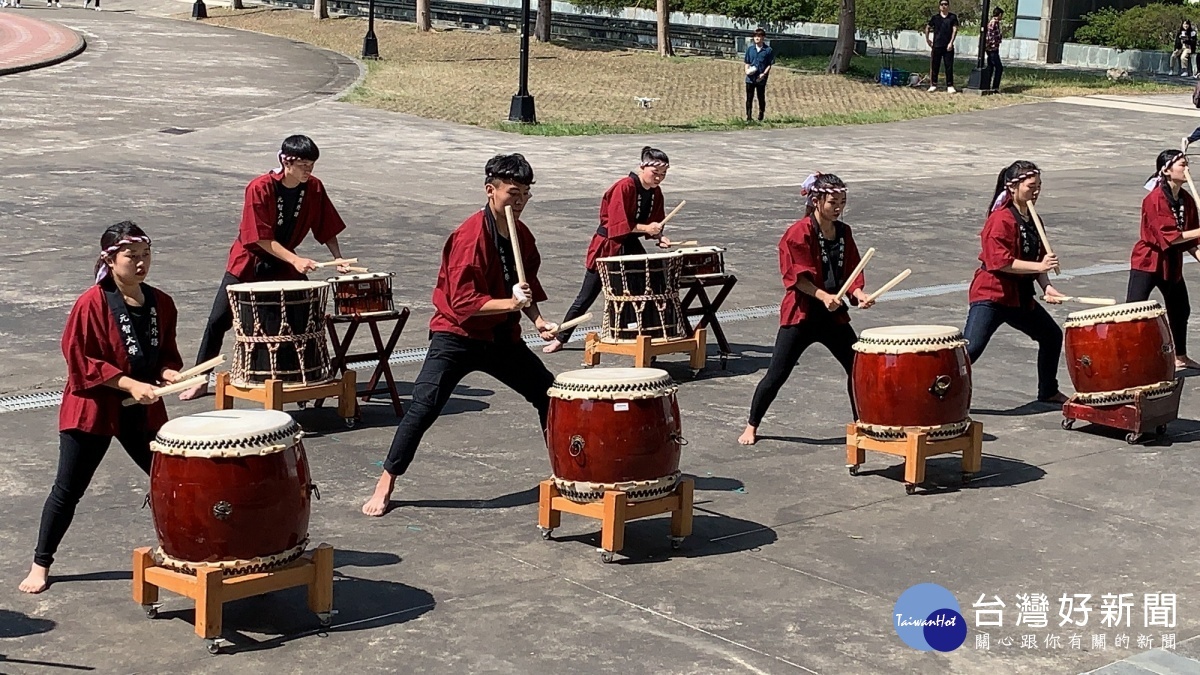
(597, 255), (685, 342)
(852, 346), (971, 428)
(229, 284), (329, 385)
(1065, 316), (1174, 394)
(678, 249), (725, 279)
(546, 393), (681, 488)
(331, 275), (394, 316)
(150, 441), (311, 566)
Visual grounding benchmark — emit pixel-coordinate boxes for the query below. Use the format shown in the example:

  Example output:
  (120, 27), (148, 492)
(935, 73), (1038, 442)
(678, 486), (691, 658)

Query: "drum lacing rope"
(1063, 304), (1166, 328)
(599, 257), (687, 342)
(856, 419), (972, 441)
(231, 288), (332, 385)
(552, 472), (681, 504)
(854, 334), (968, 349)
(150, 428), (303, 457)
(1072, 379), (1178, 406)
(154, 539), (309, 576)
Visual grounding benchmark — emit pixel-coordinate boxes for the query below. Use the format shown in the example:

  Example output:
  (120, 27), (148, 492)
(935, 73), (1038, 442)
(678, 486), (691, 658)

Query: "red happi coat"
(777, 216), (865, 326)
(429, 208), (547, 342)
(584, 174), (665, 270)
(59, 285), (183, 435)
(968, 205), (1044, 308)
(225, 173), (348, 281)
(1132, 184), (1200, 283)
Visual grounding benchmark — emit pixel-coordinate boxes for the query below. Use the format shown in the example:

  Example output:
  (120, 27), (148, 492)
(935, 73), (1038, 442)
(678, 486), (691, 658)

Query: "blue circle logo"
(893, 583), (967, 652)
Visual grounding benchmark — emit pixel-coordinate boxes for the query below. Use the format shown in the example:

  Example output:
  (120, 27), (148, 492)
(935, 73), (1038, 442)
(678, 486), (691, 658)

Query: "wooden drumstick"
(1184, 165), (1200, 213)
(547, 312), (594, 336)
(121, 375), (209, 407)
(660, 200), (686, 227)
(668, 240), (700, 247)
(504, 205), (529, 286)
(833, 247), (875, 303)
(174, 355), (225, 382)
(1047, 295), (1117, 306)
(1025, 203), (1058, 276)
(864, 269), (912, 304)
(313, 258), (358, 269)
(343, 266), (370, 273)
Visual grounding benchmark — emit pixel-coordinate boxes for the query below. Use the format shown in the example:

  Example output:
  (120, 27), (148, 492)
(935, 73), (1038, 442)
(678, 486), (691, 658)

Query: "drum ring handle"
(308, 483), (322, 500)
(1079, 355), (1092, 368)
(1162, 344), (1173, 354)
(569, 436), (585, 457)
(671, 433), (689, 446)
(212, 501), (233, 521)
(929, 375), (952, 400)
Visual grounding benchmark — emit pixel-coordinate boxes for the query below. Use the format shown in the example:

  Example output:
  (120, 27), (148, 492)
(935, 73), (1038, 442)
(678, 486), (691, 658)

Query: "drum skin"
(1065, 316), (1174, 394)
(852, 346), (972, 428)
(547, 394), (682, 486)
(150, 441), (312, 565)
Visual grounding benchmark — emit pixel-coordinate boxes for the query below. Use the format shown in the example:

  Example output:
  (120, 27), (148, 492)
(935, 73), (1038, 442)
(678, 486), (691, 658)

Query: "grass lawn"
(200, 8), (1189, 135)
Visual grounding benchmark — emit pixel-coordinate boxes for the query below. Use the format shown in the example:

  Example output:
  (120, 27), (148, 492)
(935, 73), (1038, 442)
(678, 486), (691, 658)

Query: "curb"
(0, 16), (87, 77)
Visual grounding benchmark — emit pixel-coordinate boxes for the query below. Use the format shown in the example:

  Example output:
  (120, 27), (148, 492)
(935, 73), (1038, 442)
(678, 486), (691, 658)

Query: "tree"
(313, 0), (328, 19)
(657, 0), (674, 56)
(827, 0), (854, 73)
(417, 0), (431, 31)
(536, 0), (551, 41)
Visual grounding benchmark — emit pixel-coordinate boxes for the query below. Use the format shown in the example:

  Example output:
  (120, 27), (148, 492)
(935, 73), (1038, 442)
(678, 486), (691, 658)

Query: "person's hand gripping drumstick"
(831, 247), (875, 310)
(503, 205), (534, 311)
(1026, 202), (1059, 276)
(654, 200), (686, 248)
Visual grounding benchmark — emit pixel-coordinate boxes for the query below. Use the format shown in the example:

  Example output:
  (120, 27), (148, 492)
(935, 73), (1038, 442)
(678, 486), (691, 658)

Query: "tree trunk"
(313, 0), (328, 20)
(231, 0), (243, 9)
(656, 0), (673, 57)
(417, 0), (431, 31)
(535, 0), (551, 42)
(827, 0), (855, 73)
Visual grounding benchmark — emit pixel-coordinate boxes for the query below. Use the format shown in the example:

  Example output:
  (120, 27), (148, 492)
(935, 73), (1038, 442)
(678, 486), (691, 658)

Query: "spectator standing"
(1171, 20), (1197, 78)
(983, 8), (1004, 93)
(744, 28), (775, 122)
(925, 1), (959, 93)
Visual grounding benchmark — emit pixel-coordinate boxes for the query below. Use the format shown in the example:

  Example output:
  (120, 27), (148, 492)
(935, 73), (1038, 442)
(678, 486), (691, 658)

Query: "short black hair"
(992, 7), (1003, 16)
(485, 153), (535, 186)
(753, 27), (766, 37)
(281, 135), (320, 162)
(641, 146), (670, 166)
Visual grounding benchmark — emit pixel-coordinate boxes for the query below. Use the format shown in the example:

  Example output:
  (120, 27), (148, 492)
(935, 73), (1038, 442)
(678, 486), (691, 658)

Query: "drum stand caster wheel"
(904, 484), (917, 495)
(142, 603), (160, 619)
(961, 472), (975, 485)
(344, 417), (357, 428)
(317, 612), (334, 628)
(1125, 432), (1143, 445)
(538, 526), (554, 540)
(1156, 424), (1168, 436)
(1061, 418), (1075, 431)
(847, 464), (860, 476)
(599, 551), (615, 564)
(297, 401), (308, 410)
(669, 536), (685, 551)
(206, 639), (221, 655)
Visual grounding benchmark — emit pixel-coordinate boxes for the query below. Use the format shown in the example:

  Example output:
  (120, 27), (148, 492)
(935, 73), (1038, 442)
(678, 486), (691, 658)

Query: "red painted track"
(0, 11), (85, 76)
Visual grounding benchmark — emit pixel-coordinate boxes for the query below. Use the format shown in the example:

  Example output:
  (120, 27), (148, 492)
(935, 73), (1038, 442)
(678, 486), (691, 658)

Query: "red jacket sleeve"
(311, 180), (347, 245)
(240, 180), (276, 248)
(780, 222), (819, 292)
(440, 234), (492, 322)
(520, 223), (548, 303)
(61, 291), (123, 392)
(843, 227), (865, 297)
(156, 290), (184, 375)
(603, 181), (637, 241)
(980, 214), (1018, 271)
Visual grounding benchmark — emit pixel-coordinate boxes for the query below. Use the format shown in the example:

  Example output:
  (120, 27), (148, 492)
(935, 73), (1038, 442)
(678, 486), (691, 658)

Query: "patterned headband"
(1005, 169), (1040, 186)
(95, 235), (152, 283)
(640, 160), (669, 169)
(1144, 153), (1188, 191)
(800, 173), (847, 209)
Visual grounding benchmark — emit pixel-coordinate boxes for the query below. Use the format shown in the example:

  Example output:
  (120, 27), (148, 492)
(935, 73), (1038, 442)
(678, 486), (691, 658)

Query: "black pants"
(745, 80), (767, 120)
(556, 269), (602, 344)
(963, 300), (1063, 400)
(382, 332), (555, 475)
(34, 407), (151, 568)
(983, 50), (1003, 91)
(930, 46), (955, 87)
(747, 316), (858, 427)
(1127, 269), (1191, 355)
(194, 272), (241, 366)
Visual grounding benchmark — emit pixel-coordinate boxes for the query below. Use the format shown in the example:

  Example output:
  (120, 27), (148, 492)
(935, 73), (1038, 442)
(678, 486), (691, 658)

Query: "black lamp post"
(191, 0), (207, 19)
(507, 0), (537, 123)
(362, 0), (379, 59)
(965, 0), (992, 94)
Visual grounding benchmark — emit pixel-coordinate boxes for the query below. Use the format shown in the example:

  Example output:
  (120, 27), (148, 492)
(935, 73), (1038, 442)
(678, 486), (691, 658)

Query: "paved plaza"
(2, 5), (1200, 674)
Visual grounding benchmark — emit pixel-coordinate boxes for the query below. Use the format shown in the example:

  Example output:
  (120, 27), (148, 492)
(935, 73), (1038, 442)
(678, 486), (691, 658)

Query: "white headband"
(96, 235), (152, 283)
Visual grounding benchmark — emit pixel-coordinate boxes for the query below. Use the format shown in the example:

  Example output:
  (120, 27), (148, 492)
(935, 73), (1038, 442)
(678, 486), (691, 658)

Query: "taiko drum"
(852, 325), (972, 439)
(328, 272), (395, 317)
(675, 246), (726, 280)
(149, 410), (314, 574)
(546, 368), (684, 503)
(1064, 300), (1175, 396)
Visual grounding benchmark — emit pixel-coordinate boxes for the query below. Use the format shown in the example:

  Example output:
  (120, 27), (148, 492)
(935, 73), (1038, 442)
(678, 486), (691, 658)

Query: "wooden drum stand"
(1061, 380), (1183, 444)
(845, 421), (983, 494)
(583, 328), (707, 373)
(214, 371), (358, 427)
(537, 478), (694, 563)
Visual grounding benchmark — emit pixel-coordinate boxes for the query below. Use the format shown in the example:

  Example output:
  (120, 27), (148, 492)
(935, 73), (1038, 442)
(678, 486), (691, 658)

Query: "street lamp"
(507, 0), (536, 123)
(362, 0), (379, 59)
(191, 0), (207, 19)
(965, 0), (992, 94)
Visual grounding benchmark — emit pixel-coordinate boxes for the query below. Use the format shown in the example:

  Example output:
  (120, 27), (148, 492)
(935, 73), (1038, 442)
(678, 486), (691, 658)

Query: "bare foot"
(737, 424), (758, 445)
(362, 472), (396, 517)
(1176, 356), (1200, 370)
(18, 564), (49, 594)
(542, 340), (564, 354)
(1039, 392), (1069, 404)
(178, 381), (208, 401)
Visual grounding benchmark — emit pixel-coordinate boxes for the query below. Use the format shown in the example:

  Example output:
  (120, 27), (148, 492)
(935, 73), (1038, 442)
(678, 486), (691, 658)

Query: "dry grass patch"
(203, 8), (1048, 134)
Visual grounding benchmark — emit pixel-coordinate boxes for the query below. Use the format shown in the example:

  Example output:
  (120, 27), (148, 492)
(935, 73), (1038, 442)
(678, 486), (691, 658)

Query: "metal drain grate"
(0, 391), (63, 413)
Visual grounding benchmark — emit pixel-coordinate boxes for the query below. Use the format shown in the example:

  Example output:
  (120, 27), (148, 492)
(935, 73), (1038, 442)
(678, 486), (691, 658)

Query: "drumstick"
(174, 355), (225, 382)
(121, 375), (209, 407)
(313, 258), (358, 269)
(1026, 203), (1058, 276)
(547, 312), (594, 336)
(660, 200), (686, 227)
(1185, 166), (1200, 213)
(864, 269), (912, 304)
(1047, 295), (1117, 306)
(343, 266), (370, 273)
(668, 240), (700, 247)
(504, 205), (529, 286)
(833, 247), (875, 303)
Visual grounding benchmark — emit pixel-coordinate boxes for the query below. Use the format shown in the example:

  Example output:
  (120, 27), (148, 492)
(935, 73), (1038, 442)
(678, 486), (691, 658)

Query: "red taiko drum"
(852, 325), (972, 440)
(1064, 300), (1176, 405)
(328, 272), (395, 317)
(149, 410), (314, 574)
(546, 368), (684, 503)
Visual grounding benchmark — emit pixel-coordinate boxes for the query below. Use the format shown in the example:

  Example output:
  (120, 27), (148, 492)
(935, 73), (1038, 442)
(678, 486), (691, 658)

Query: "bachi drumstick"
(504, 205), (529, 286)
(660, 201), (686, 227)
(833, 247), (875, 303)
(313, 258), (358, 269)
(864, 269), (912, 304)
(121, 375), (209, 407)
(1047, 295), (1117, 306)
(174, 355), (225, 382)
(1025, 203), (1058, 276)
(547, 312), (594, 336)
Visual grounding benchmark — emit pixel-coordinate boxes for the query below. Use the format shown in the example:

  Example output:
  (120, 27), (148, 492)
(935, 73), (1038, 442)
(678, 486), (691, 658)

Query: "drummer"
(1128, 149), (1200, 370)
(179, 135), (351, 401)
(20, 222), (183, 594)
(543, 146), (673, 354)
(962, 161), (1068, 404)
(738, 173), (875, 446)
(362, 153), (558, 517)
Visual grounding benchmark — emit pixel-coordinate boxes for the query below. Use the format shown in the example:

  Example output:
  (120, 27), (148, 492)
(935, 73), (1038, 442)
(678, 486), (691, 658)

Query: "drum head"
(549, 367), (676, 400)
(152, 410), (300, 457)
(596, 252), (682, 264)
(227, 281), (329, 294)
(327, 272), (393, 283)
(1066, 300), (1164, 327)
(855, 325), (967, 354)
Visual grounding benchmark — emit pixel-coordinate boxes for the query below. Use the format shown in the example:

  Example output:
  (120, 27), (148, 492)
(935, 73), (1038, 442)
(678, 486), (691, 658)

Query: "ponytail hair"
(639, 146), (669, 168)
(94, 221), (150, 285)
(988, 160), (1040, 214)
(800, 172), (847, 217)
